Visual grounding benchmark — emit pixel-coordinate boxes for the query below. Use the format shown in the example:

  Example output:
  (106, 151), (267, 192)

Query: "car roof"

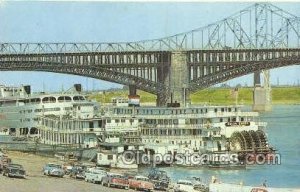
(178, 180), (193, 184)
(47, 163), (61, 165)
(109, 172), (123, 176)
(135, 175), (148, 179)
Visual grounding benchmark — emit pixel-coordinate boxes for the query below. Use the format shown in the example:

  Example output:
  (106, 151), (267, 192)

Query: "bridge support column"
(156, 51), (190, 107)
(129, 85), (137, 96)
(169, 51), (190, 107)
(252, 70), (272, 112)
(128, 85), (140, 106)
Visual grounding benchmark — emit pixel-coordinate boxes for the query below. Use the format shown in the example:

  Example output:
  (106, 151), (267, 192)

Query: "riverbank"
(88, 87), (300, 105)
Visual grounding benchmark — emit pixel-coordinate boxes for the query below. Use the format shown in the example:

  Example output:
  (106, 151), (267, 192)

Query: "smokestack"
(74, 84), (82, 92)
(23, 85), (31, 95)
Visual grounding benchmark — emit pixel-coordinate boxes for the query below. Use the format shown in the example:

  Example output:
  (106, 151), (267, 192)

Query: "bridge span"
(1, 48), (299, 106)
(1, 3), (300, 110)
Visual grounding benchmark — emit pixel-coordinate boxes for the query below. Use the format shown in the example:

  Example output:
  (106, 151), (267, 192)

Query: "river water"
(141, 105), (300, 188)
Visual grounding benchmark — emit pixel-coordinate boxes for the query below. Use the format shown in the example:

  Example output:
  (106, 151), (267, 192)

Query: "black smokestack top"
(24, 85), (31, 95)
(74, 84), (82, 92)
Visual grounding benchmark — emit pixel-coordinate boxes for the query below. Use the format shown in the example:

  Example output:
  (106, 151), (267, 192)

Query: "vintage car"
(2, 164), (26, 178)
(174, 180), (198, 192)
(84, 167), (107, 184)
(43, 163), (64, 177)
(129, 175), (154, 191)
(148, 169), (170, 190)
(69, 166), (85, 180)
(101, 172), (129, 190)
(62, 163), (74, 175)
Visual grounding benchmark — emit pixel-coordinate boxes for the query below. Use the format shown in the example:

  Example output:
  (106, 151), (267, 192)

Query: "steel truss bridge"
(1, 3), (300, 106)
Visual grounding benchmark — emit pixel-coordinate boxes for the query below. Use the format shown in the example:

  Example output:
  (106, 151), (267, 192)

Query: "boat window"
(58, 96), (72, 102)
(164, 119), (168, 125)
(89, 122), (94, 128)
(43, 108), (60, 112)
(73, 96), (85, 102)
(30, 98), (41, 104)
(42, 97), (56, 103)
(173, 119), (178, 125)
(107, 155), (113, 160)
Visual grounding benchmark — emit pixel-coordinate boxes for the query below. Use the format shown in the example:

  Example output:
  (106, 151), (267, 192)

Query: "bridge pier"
(128, 85), (140, 106)
(156, 51), (190, 107)
(129, 85), (137, 96)
(252, 70), (272, 112)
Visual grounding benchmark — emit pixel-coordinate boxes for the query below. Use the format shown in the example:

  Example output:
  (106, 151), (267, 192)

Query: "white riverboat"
(104, 99), (272, 158)
(0, 84), (99, 137)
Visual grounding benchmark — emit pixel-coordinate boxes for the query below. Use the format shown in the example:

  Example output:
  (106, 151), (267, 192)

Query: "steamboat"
(0, 84), (275, 167)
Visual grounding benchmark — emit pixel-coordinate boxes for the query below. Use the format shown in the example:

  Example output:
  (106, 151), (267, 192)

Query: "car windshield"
(48, 164), (61, 168)
(8, 164), (23, 169)
(10, 168), (25, 174)
(178, 181), (193, 185)
(137, 177), (149, 181)
(112, 174), (124, 179)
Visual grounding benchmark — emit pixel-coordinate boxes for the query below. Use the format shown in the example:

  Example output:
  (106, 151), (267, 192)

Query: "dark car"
(148, 169), (170, 191)
(69, 166), (85, 180)
(3, 164), (26, 178)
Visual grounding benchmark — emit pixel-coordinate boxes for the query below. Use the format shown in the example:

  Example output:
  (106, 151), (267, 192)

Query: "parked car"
(102, 172), (129, 190)
(84, 167), (107, 184)
(129, 175), (154, 191)
(3, 164), (26, 178)
(62, 163), (74, 175)
(69, 166), (85, 180)
(174, 180), (196, 192)
(43, 163), (64, 177)
(148, 169), (170, 190)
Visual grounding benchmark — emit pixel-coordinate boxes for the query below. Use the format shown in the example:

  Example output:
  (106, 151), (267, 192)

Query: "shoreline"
(89, 87), (300, 106)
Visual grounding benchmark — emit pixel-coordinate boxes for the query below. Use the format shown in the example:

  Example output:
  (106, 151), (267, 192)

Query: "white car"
(174, 180), (197, 192)
(84, 167), (107, 184)
(43, 163), (64, 178)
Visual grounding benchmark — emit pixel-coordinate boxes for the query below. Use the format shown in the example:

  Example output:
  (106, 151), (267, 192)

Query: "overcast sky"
(0, 1), (299, 92)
